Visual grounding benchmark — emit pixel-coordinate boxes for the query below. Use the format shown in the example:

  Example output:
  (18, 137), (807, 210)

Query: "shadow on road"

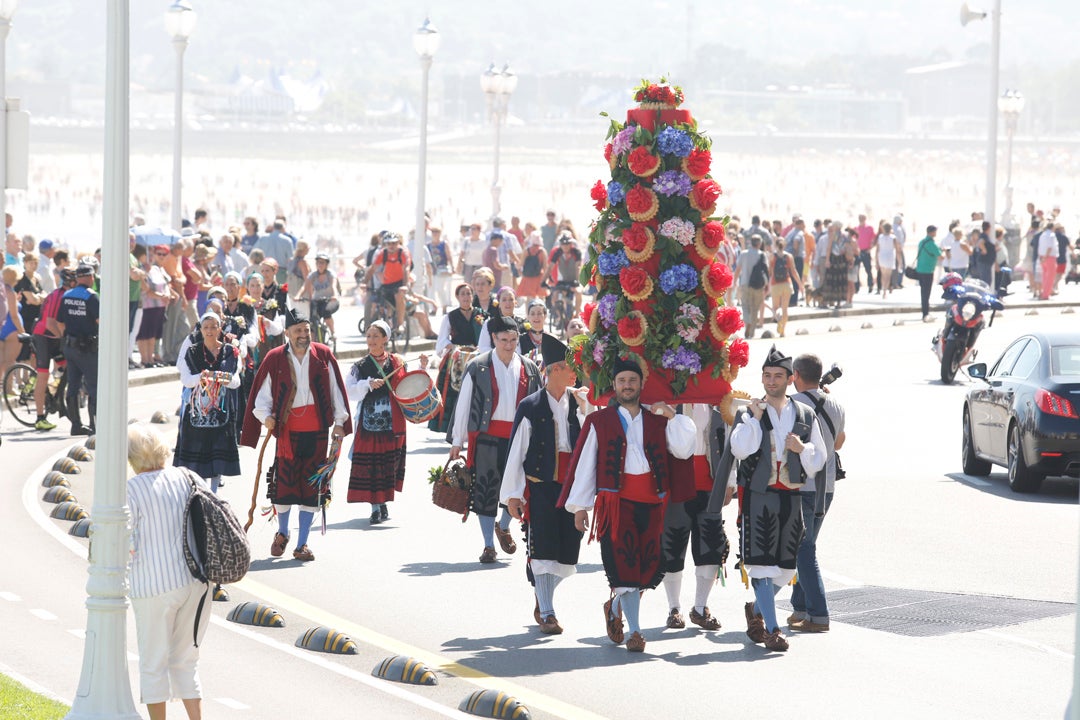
(399, 560), (511, 575)
(945, 472), (1078, 504)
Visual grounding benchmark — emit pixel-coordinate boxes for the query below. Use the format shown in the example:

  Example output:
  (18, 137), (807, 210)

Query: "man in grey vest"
(450, 315), (542, 563)
(730, 345), (826, 652)
(789, 353), (846, 633)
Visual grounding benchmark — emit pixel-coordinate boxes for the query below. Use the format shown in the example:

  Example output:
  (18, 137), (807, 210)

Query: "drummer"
(345, 319), (408, 525)
(429, 282), (483, 434)
(476, 286), (526, 353)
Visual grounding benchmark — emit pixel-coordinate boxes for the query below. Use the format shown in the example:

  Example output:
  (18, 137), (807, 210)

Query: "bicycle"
(308, 297), (339, 355)
(360, 293), (410, 354)
(546, 281), (577, 336)
(3, 335), (69, 428)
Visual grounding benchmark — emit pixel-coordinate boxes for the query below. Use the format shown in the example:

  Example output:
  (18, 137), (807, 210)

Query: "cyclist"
(545, 232), (583, 325)
(363, 233), (410, 332)
(30, 268), (76, 430)
(299, 252), (338, 340)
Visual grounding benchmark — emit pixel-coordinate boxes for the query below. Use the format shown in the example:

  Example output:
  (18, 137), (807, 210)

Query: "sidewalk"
(130, 278), (1079, 387)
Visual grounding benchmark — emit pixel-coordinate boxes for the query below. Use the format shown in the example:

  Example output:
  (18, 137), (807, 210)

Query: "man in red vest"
(241, 308), (351, 562)
(559, 358), (696, 653)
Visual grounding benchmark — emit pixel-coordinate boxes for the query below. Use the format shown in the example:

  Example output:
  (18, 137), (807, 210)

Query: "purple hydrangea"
(653, 170), (692, 197)
(656, 127), (694, 158)
(662, 347), (702, 374)
(659, 263), (699, 294)
(612, 126), (636, 155)
(597, 249), (629, 276)
(592, 338), (608, 364)
(607, 180), (626, 205)
(598, 293), (618, 327)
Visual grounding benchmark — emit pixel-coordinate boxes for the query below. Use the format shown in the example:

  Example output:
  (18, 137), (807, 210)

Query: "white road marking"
(978, 630), (1074, 660)
(68, 629), (85, 639)
(30, 608), (58, 621)
(0, 591), (21, 602)
(214, 698), (251, 710)
(957, 474), (991, 487)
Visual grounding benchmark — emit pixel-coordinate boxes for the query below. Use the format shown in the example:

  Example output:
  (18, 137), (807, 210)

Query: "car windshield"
(1050, 346), (1080, 376)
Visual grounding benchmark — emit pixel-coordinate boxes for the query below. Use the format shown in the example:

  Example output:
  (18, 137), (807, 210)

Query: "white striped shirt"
(127, 467), (200, 599)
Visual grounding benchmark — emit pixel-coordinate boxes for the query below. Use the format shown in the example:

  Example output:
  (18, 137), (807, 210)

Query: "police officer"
(56, 263), (99, 435)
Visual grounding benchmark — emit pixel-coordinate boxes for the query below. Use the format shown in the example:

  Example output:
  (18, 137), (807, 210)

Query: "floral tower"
(571, 79), (749, 404)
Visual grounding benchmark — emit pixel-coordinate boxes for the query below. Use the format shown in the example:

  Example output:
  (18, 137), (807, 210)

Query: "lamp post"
(0, 0), (18, 243)
(412, 17), (439, 295)
(166, 0), (196, 231)
(960, 0), (1001, 225)
(65, 1), (139, 718)
(480, 62), (517, 224)
(998, 89), (1024, 220)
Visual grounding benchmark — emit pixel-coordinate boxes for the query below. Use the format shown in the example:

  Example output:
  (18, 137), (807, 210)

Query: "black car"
(963, 332), (1080, 492)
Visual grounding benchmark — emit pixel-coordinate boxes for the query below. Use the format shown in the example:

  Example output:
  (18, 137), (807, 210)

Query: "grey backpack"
(182, 469), (251, 586)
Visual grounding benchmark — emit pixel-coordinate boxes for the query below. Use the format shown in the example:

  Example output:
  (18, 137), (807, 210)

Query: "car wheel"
(1007, 423), (1043, 493)
(962, 409), (992, 476)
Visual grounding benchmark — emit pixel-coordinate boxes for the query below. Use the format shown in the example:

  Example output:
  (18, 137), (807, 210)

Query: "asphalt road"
(1, 305), (1077, 720)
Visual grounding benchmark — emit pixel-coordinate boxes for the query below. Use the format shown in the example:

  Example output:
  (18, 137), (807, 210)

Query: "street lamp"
(960, 0), (1001, 226)
(997, 89), (1024, 234)
(412, 17), (439, 295)
(0, 0), (17, 243)
(165, 0), (196, 231)
(481, 62), (517, 223)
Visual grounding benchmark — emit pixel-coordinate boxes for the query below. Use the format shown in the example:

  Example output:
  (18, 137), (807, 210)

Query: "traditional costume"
(729, 345), (826, 651)
(500, 336), (583, 633)
(173, 330), (242, 490)
(429, 304), (483, 433)
(476, 314), (527, 353)
(221, 290), (257, 435)
(240, 309), (351, 562)
(660, 403), (728, 631)
(451, 315), (542, 562)
(346, 346), (407, 509)
(559, 358), (696, 652)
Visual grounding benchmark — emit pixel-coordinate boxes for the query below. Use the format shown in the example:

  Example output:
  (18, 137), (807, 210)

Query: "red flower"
(660, 86), (676, 105)
(715, 306), (744, 335)
(590, 180), (608, 212)
(603, 143), (613, 162)
(701, 221), (726, 249)
(707, 262), (734, 292)
(581, 301), (596, 327)
(619, 266), (651, 298)
(627, 147), (661, 177)
(617, 315), (643, 338)
(624, 185), (659, 222)
(728, 338), (750, 368)
(683, 149), (712, 180)
(621, 223), (650, 253)
(691, 179), (722, 210)
(280, 283), (289, 294)
(573, 344), (585, 366)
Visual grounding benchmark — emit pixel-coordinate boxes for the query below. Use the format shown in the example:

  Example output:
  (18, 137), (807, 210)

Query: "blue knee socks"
(498, 507), (512, 531)
(621, 591), (642, 634)
(210, 476), (221, 494)
(296, 510), (315, 548)
(277, 509), (291, 538)
(479, 515), (496, 548)
(534, 574), (557, 617)
(752, 578), (779, 632)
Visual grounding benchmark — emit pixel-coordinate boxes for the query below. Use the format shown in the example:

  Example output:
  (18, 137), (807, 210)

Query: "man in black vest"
(501, 335), (583, 635)
(729, 345), (826, 652)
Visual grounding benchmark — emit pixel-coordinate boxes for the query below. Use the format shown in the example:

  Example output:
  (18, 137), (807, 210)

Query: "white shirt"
(451, 351), (522, 447)
(1038, 229), (1058, 258)
(176, 344), (242, 390)
(942, 234), (970, 270)
(564, 407), (696, 513)
(252, 343), (349, 427)
(500, 387), (579, 506)
(729, 399), (827, 479)
(127, 467), (205, 599)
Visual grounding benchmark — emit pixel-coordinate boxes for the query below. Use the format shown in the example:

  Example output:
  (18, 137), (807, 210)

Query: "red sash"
(693, 454), (712, 493)
(591, 471), (661, 544)
(465, 362), (528, 467)
(278, 404), (321, 460)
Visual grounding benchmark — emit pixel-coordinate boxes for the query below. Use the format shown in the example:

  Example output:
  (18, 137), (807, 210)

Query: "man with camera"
(730, 345), (826, 652)
(789, 354), (846, 633)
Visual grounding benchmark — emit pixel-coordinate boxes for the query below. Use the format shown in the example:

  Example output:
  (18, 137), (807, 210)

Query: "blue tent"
(131, 226), (181, 246)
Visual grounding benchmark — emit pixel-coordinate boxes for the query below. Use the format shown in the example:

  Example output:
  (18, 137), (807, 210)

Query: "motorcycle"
(931, 275), (1005, 384)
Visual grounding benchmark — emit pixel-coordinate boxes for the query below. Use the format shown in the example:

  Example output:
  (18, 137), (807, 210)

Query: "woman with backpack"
(346, 320), (408, 525)
(769, 238), (804, 337)
(515, 231), (549, 305)
(127, 423), (212, 720)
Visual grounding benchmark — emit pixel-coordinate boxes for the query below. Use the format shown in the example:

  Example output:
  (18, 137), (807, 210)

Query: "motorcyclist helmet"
(939, 272), (963, 290)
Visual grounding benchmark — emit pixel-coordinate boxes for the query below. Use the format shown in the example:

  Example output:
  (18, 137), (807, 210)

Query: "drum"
(394, 370), (443, 424)
(447, 346), (476, 392)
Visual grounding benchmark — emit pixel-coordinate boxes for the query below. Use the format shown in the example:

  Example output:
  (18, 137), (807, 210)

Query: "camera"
(820, 363), (843, 387)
